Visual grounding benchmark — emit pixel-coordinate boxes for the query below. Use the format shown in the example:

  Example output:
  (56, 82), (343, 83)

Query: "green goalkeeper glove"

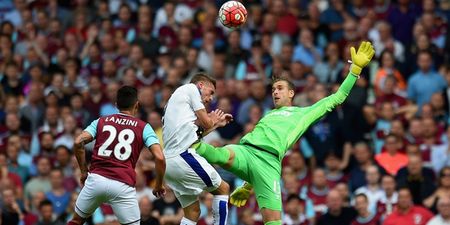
(230, 182), (252, 207)
(350, 41), (375, 76)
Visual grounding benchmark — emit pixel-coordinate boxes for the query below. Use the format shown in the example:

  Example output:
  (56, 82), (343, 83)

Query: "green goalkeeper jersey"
(239, 72), (358, 159)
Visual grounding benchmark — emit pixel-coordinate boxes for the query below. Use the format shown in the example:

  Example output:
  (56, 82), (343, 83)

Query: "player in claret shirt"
(193, 42), (375, 225)
(67, 86), (166, 225)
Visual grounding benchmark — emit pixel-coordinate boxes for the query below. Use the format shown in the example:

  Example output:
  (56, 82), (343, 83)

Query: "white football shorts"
(75, 173), (140, 225)
(164, 148), (222, 207)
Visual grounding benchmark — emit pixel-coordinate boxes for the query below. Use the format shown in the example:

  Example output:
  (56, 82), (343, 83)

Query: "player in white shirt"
(163, 73), (232, 225)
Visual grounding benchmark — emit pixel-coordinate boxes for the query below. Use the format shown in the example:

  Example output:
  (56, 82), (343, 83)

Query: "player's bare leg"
(182, 201), (201, 225)
(66, 212), (85, 225)
(261, 208), (282, 225)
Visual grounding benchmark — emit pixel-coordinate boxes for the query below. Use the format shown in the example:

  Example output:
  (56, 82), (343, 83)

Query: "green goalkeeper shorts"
(224, 144), (282, 211)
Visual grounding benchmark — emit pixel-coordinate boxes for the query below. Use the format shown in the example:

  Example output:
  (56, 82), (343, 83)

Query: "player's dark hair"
(190, 73), (216, 88)
(272, 77), (295, 91)
(355, 193), (368, 201)
(116, 86), (138, 110)
(39, 199), (53, 209)
(286, 194), (302, 202)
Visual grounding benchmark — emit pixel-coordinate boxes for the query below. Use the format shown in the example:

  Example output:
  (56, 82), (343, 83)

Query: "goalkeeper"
(194, 41), (375, 225)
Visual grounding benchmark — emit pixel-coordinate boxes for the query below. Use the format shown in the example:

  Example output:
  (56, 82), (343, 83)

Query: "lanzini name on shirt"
(105, 116), (138, 127)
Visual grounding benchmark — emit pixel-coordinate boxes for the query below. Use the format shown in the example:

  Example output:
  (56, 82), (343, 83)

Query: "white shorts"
(164, 148), (222, 208)
(75, 173), (140, 225)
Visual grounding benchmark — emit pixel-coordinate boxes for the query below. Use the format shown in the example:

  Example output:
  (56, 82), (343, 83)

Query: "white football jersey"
(162, 83), (205, 157)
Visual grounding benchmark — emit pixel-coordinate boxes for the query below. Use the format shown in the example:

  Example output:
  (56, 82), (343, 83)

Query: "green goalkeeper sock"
(194, 142), (230, 165)
(265, 220), (282, 225)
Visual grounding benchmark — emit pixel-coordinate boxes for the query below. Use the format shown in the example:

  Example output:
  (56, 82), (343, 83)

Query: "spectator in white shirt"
(427, 196), (450, 225)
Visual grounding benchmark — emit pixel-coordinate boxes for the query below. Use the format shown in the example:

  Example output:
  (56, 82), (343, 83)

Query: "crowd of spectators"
(1, 0), (450, 225)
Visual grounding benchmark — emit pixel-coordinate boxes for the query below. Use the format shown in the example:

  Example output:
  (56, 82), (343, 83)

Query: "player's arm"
(199, 110), (233, 138)
(74, 119), (98, 185)
(195, 108), (221, 130)
(143, 124), (166, 198)
(149, 143), (166, 198)
(186, 84), (221, 130)
(301, 41), (375, 127)
(74, 131), (94, 184)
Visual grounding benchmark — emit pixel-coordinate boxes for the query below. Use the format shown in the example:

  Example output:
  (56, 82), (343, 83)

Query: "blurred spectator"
(376, 175), (398, 219)
(313, 42), (344, 84)
(427, 196), (450, 225)
(152, 188), (183, 225)
(407, 51), (446, 108)
(303, 168), (329, 217)
(396, 155), (436, 205)
(0, 188), (23, 225)
(24, 156), (51, 200)
(383, 188), (433, 225)
(135, 168), (156, 203)
(316, 189), (357, 225)
(292, 28), (323, 71)
(372, 21), (405, 62)
(348, 141), (385, 192)
(373, 51), (407, 97)
(375, 134), (409, 175)
(36, 199), (63, 225)
(354, 165), (383, 214)
(351, 193), (381, 225)
(282, 194), (310, 225)
(423, 167), (450, 212)
(45, 168), (70, 216)
(140, 196), (160, 225)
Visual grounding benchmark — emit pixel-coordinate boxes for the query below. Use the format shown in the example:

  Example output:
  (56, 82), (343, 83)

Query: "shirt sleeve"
(186, 84), (205, 111)
(143, 124), (159, 148)
(300, 72), (357, 130)
(84, 119), (99, 138)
